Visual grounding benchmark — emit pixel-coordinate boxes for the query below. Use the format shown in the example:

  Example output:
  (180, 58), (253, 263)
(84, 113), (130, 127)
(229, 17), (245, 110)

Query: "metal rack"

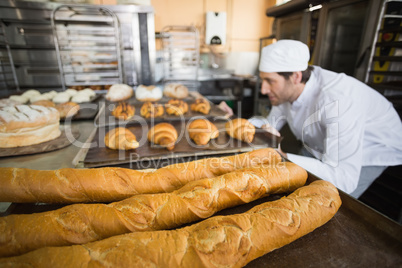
(365, 0), (402, 91)
(161, 25), (200, 90)
(51, 5), (124, 90)
(0, 23), (19, 91)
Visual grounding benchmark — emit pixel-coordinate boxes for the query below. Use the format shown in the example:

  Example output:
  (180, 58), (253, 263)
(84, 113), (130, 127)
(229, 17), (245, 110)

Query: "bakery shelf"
(51, 4), (124, 90)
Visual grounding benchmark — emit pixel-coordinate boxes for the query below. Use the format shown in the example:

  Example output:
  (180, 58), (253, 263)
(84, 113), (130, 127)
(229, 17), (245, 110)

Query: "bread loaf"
(135, 85), (163, 102)
(147, 122), (178, 150)
(0, 148), (281, 203)
(0, 105), (61, 148)
(226, 118), (256, 143)
(0, 162), (307, 257)
(0, 180), (341, 267)
(105, 84), (133, 102)
(104, 127), (139, 150)
(188, 118), (219, 145)
(164, 83), (189, 99)
(55, 102), (80, 119)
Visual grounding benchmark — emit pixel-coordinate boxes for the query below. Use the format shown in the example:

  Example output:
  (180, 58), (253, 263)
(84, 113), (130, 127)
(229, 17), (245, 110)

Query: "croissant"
(111, 102), (135, 120)
(104, 127), (139, 150)
(147, 122), (178, 150)
(225, 118), (255, 142)
(165, 99), (188, 116)
(140, 102), (164, 118)
(188, 118), (219, 145)
(190, 98), (211, 114)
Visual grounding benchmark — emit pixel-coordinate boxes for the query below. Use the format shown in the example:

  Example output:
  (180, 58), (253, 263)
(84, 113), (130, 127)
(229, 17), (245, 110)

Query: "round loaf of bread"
(0, 105), (61, 148)
(135, 85), (163, 102)
(164, 83), (189, 99)
(106, 84), (133, 102)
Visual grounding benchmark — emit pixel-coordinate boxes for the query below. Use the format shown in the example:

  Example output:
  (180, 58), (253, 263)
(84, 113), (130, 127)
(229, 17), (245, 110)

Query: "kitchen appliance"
(0, 0), (156, 95)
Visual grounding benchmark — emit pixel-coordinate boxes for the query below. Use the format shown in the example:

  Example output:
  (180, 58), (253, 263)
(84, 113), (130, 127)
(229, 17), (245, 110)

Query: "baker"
(220, 39), (402, 198)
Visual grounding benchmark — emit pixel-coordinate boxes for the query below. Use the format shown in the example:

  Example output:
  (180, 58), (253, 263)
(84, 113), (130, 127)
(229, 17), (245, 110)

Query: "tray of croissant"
(83, 118), (282, 167)
(94, 95), (228, 127)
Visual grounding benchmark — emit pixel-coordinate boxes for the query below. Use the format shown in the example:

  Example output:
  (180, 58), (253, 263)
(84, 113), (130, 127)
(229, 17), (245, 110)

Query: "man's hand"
(218, 101), (234, 118)
(261, 123), (281, 137)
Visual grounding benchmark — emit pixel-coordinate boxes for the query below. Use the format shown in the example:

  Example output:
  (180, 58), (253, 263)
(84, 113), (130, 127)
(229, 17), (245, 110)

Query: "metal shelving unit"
(161, 25), (200, 90)
(51, 5), (124, 90)
(0, 23), (19, 92)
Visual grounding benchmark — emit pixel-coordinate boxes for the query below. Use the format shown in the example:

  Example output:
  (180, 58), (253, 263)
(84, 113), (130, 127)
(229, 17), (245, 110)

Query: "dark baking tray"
(82, 120), (282, 168)
(2, 173), (401, 267)
(60, 94), (102, 121)
(94, 96), (227, 127)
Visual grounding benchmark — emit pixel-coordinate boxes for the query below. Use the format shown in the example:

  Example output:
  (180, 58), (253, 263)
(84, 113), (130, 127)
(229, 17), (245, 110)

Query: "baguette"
(0, 148), (281, 203)
(0, 162), (306, 257)
(0, 180), (341, 267)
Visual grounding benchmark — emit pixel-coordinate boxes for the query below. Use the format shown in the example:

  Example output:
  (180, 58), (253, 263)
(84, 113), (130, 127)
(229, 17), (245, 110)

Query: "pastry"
(190, 98), (211, 114)
(165, 99), (188, 116)
(105, 84), (133, 102)
(164, 83), (189, 99)
(147, 122), (178, 150)
(111, 102), (135, 120)
(31, 100), (56, 108)
(187, 118), (219, 145)
(226, 118), (256, 142)
(52, 92), (71, 103)
(135, 85), (163, 102)
(0, 98), (22, 107)
(0, 181), (341, 267)
(0, 105), (61, 148)
(140, 102), (164, 118)
(0, 162), (307, 257)
(104, 127), (139, 150)
(55, 102), (80, 119)
(21, 89), (40, 99)
(9, 95), (28, 104)
(0, 148), (282, 203)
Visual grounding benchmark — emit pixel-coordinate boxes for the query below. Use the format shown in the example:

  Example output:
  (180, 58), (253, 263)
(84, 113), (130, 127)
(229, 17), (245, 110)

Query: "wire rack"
(51, 5), (124, 90)
(161, 25), (200, 90)
(0, 23), (19, 91)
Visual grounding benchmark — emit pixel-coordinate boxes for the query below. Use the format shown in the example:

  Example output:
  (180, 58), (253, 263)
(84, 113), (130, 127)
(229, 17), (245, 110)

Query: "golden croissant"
(140, 102), (164, 118)
(147, 122), (178, 150)
(165, 99), (188, 116)
(225, 118), (255, 142)
(104, 127), (139, 150)
(190, 98), (211, 114)
(188, 118), (219, 145)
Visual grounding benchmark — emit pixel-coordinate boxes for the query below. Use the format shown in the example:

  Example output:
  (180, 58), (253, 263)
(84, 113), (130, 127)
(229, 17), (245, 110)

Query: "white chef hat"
(259, 40), (310, 73)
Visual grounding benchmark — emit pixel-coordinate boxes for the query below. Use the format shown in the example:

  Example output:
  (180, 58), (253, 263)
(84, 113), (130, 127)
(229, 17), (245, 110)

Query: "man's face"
(259, 71), (294, 106)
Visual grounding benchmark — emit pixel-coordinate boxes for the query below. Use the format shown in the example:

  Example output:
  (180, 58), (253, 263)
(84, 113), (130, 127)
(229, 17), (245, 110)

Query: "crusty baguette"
(0, 148), (281, 203)
(0, 162), (306, 257)
(0, 180), (341, 267)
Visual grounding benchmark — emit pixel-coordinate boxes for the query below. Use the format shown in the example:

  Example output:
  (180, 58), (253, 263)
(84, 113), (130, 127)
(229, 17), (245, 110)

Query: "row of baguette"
(0, 148), (342, 268)
(105, 118), (255, 151)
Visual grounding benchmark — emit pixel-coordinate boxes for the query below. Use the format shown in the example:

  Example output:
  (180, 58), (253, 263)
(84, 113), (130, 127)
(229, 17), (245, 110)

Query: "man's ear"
(293, 71), (303, 84)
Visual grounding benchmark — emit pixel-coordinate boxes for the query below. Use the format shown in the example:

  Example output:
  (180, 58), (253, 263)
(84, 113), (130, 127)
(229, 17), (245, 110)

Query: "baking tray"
(0, 125), (80, 158)
(60, 94), (102, 121)
(82, 120), (282, 168)
(1, 173), (400, 267)
(94, 95), (227, 127)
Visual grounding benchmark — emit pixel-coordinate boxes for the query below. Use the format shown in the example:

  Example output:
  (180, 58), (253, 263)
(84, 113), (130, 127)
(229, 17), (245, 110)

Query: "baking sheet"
(0, 125), (80, 158)
(94, 96), (228, 127)
(1, 174), (400, 267)
(82, 121), (282, 167)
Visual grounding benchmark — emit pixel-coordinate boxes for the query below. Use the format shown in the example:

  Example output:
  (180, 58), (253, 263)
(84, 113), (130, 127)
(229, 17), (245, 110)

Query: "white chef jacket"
(250, 66), (402, 194)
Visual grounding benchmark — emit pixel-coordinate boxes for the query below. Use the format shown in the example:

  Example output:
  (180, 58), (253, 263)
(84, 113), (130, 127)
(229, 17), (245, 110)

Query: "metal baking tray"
(82, 121), (281, 168)
(94, 95), (228, 127)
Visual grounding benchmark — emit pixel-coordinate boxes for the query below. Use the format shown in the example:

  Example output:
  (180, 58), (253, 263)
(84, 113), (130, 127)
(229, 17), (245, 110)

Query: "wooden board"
(94, 96), (228, 127)
(83, 120), (281, 167)
(0, 126), (80, 157)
